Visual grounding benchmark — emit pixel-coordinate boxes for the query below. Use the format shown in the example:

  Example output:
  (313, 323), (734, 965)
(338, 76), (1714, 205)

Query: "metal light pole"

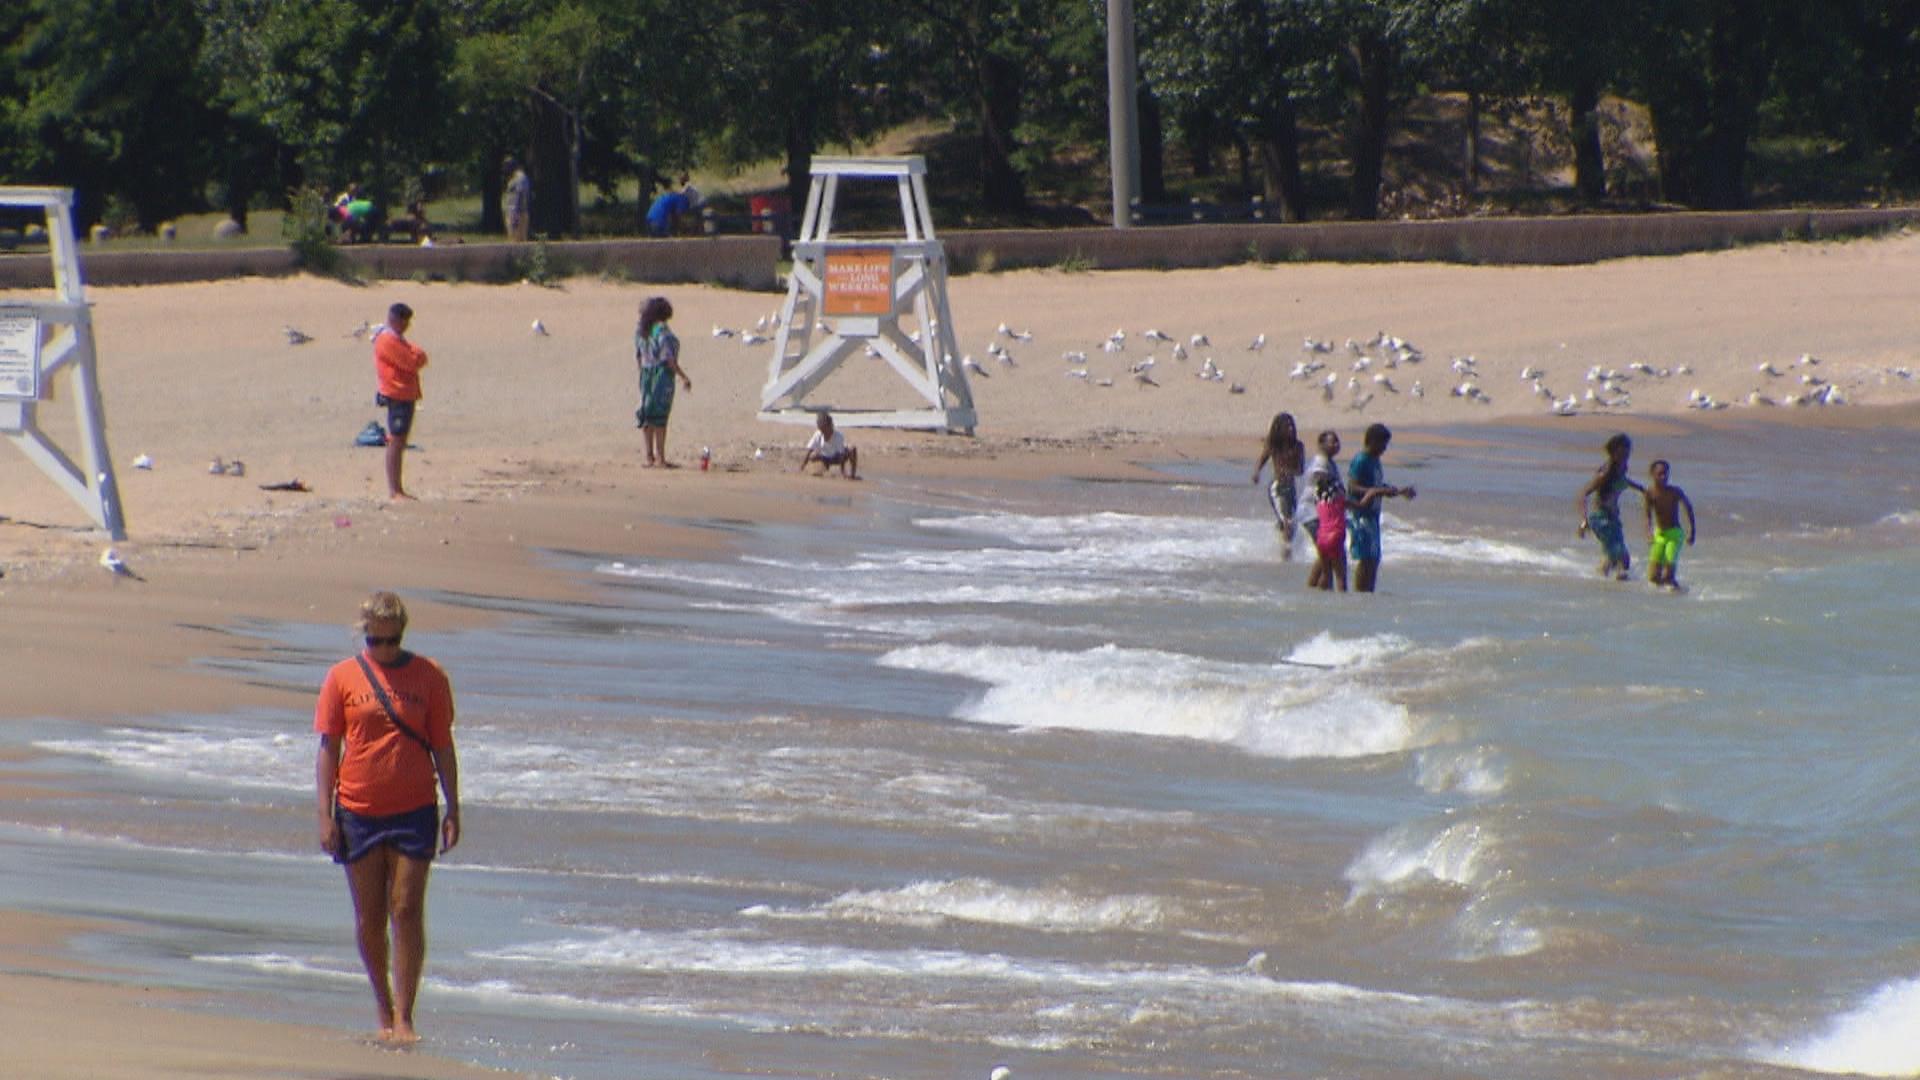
(1107, 0), (1138, 228)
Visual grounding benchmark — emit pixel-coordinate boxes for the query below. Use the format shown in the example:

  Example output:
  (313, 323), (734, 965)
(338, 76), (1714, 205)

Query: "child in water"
(1304, 430), (1344, 590)
(1311, 471), (1349, 592)
(1252, 412), (1305, 559)
(1642, 459), (1696, 591)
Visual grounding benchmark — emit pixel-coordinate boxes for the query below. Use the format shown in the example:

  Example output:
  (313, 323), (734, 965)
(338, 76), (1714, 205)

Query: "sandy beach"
(3, 230), (1918, 1076)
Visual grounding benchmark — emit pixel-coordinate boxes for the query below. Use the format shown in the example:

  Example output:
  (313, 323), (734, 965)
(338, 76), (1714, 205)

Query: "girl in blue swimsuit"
(1577, 432), (1644, 580)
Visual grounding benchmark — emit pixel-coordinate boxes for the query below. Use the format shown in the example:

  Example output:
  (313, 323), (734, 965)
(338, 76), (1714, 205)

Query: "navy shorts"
(375, 393), (416, 437)
(333, 803), (438, 864)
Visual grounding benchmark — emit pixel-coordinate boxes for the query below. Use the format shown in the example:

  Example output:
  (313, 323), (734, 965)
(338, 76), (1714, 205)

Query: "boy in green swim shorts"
(1642, 459), (1696, 590)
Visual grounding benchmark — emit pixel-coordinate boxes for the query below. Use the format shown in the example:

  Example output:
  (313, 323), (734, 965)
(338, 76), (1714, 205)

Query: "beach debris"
(284, 325), (313, 345)
(258, 479), (310, 492)
(333, 515), (352, 528)
(131, 453), (153, 470)
(99, 547), (142, 580)
(355, 421), (388, 448)
(531, 319), (549, 336)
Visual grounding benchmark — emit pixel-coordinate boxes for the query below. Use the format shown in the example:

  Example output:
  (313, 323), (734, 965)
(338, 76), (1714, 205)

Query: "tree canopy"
(1, 0), (1914, 232)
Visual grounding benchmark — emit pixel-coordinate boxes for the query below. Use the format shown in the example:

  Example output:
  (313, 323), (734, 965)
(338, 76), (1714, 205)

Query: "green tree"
(5, 0), (226, 229)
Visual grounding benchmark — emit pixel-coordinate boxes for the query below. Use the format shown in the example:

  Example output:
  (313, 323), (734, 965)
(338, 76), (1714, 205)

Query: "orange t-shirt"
(314, 651), (455, 816)
(373, 327), (428, 401)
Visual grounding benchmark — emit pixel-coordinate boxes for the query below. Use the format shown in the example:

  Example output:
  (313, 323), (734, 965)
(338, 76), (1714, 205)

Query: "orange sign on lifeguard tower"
(822, 249), (894, 317)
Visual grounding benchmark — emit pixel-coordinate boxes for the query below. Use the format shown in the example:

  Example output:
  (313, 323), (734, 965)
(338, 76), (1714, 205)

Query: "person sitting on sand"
(1642, 459), (1697, 591)
(799, 411), (859, 479)
(1577, 432), (1643, 580)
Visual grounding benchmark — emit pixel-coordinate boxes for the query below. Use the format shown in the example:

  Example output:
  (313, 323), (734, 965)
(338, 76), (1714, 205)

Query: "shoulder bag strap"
(353, 654), (435, 754)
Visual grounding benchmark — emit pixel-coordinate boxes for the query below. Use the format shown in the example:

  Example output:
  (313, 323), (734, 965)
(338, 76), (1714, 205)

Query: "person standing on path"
(371, 302), (428, 500)
(635, 296), (692, 467)
(314, 591), (461, 1044)
(503, 158), (531, 242)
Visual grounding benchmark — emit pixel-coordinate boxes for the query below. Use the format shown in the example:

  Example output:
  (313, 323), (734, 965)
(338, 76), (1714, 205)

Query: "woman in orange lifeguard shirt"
(314, 590), (460, 1044)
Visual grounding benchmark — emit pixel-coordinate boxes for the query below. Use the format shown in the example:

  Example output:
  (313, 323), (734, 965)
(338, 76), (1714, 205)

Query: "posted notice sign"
(822, 248), (894, 317)
(0, 309), (41, 400)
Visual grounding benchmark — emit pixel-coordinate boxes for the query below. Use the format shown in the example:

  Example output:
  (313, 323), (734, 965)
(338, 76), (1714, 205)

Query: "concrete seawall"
(0, 209), (1912, 291)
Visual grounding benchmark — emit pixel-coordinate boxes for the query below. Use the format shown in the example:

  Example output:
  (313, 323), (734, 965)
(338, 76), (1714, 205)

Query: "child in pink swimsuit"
(1312, 473), (1349, 592)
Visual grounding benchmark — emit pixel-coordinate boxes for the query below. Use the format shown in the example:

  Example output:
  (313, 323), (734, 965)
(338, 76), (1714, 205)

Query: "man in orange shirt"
(372, 302), (428, 499)
(315, 591), (460, 1043)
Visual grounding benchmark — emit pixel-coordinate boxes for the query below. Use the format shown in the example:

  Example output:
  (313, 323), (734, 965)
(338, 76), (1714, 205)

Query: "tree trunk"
(784, 105), (816, 235)
(1138, 84), (1167, 205)
(1569, 78), (1607, 203)
(528, 91), (574, 237)
(977, 52), (1026, 212)
(479, 154), (505, 234)
(1463, 88), (1482, 195)
(1346, 33), (1395, 220)
(1254, 101), (1307, 222)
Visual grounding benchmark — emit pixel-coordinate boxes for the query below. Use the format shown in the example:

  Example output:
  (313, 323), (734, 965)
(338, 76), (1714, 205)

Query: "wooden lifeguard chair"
(758, 156), (976, 434)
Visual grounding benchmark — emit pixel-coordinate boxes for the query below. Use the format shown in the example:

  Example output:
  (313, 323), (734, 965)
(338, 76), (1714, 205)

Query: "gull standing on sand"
(285, 325), (313, 345)
(100, 547), (142, 579)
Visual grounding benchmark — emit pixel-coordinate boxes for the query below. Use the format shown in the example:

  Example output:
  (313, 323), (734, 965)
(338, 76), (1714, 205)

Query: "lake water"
(6, 417), (1920, 1079)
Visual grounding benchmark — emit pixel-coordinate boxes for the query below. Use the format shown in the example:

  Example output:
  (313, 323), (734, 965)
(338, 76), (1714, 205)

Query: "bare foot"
(383, 1022), (421, 1045)
(389, 491), (417, 502)
(659, 461), (679, 469)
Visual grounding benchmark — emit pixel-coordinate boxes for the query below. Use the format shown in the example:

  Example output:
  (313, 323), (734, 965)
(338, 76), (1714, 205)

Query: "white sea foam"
(1346, 818), (1501, 900)
(743, 877), (1171, 934)
(1449, 897), (1545, 961)
(1414, 745), (1510, 798)
(1385, 518), (1589, 574)
(1761, 977), (1920, 1075)
(35, 724), (306, 793)
(877, 642), (1420, 760)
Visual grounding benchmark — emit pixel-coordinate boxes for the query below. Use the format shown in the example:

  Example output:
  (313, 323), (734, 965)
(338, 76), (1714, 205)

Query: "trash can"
(748, 193), (792, 235)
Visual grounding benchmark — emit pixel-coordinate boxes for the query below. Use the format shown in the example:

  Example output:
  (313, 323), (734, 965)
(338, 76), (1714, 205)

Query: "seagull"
(531, 319), (549, 336)
(1818, 384), (1846, 405)
(1198, 358), (1223, 381)
(132, 453), (153, 470)
(741, 332), (769, 346)
(1349, 392), (1375, 412)
(284, 326), (313, 345)
(1351, 356), (1372, 372)
(712, 324), (735, 338)
(209, 456), (225, 474)
(1894, 367), (1915, 380)
(995, 349), (1017, 368)
(1450, 356), (1478, 374)
(1094, 377), (1114, 387)
(1109, 328), (1128, 345)
(1373, 374), (1398, 393)
(1798, 353), (1820, 366)
(1533, 380), (1553, 399)
(1748, 391), (1776, 406)
(1519, 365), (1542, 381)
(1675, 364), (1694, 375)
(963, 357), (991, 378)
(1228, 382), (1246, 394)
(1009, 328), (1033, 342)
(100, 547), (142, 580)
(1101, 338), (1125, 353)
(754, 315), (771, 332)
(1288, 362), (1314, 380)
(1134, 371), (1159, 388)
(1552, 396), (1579, 416)
(347, 320), (375, 339)
(1066, 368), (1090, 380)
(1189, 333), (1211, 347)
(1801, 373), (1825, 386)
(1291, 335), (1316, 353)
(1143, 328), (1174, 343)
(1410, 380), (1425, 398)
(1062, 349), (1088, 364)
(1170, 342), (1189, 361)
(1130, 357), (1156, 374)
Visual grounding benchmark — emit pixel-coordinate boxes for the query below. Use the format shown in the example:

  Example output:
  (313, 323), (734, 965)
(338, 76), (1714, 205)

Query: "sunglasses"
(365, 634), (403, 647)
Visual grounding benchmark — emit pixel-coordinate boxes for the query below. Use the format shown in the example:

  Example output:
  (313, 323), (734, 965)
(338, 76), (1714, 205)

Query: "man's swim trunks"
(1648, 524), (1685, 567)
(1586, 509), (1628, 564)
(1348, 512), (1382, 563)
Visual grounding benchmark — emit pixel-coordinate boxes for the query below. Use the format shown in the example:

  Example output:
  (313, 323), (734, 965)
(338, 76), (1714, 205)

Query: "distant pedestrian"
(1577, 432), (1642, 580)
(646, 176), (701, 237)
(1252, 411), (1305, 559)
(371, 302), (427, 500)
(1642, 459), (1697, 591)
(503, 158), (531, 242)
(1347, 422), (1415, 593)
(635, 296), (692, 467)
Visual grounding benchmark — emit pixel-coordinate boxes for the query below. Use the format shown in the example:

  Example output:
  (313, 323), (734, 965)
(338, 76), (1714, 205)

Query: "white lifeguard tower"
(758, 156), (976, 434)
(0, 188), (124, 538)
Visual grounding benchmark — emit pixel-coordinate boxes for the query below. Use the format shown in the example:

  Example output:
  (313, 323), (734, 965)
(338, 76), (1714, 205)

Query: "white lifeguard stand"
(758, 156), (976, 434)
(0, 188), (125, 538)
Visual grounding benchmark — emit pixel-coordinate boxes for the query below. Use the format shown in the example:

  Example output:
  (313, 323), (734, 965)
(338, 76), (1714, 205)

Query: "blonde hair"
(356, 590), (409, 632)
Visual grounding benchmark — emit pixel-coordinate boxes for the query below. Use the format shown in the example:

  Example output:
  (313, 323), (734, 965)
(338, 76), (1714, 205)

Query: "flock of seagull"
(709, 313), (1911, 418)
